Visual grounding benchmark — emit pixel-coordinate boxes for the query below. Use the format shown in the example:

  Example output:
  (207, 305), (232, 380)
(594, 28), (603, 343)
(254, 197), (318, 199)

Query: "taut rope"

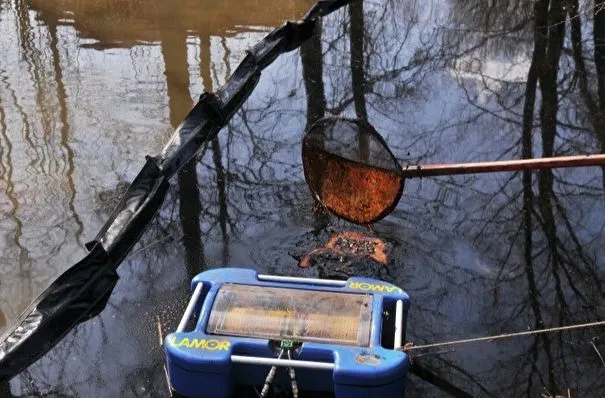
(402, 320), (605, 352)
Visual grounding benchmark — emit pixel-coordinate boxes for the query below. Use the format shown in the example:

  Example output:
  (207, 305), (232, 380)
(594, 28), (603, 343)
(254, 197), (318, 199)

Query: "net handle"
(402, 154), (605, 178)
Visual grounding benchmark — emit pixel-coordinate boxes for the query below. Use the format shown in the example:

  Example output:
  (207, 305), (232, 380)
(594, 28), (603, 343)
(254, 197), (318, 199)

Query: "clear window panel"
(207, 284), (373, 347)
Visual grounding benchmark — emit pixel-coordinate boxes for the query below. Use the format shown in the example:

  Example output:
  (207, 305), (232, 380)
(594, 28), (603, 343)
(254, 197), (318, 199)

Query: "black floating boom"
(0, 0), (356, 382)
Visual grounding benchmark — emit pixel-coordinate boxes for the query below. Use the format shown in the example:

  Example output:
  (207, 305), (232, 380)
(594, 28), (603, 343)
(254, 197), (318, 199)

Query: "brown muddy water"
(1, 0), (605, 397)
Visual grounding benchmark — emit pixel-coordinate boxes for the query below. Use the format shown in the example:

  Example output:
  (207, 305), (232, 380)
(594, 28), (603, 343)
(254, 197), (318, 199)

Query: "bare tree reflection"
(300, 20), (326, 131)
(4, 0), (86, 313)
(300, 16), (331, 231)
(47, 16), (85, 246)
(0, 41), (33, 327)
(211, 136), (231, 264)
(596, 2), (605, 115)
(520, 5), (544, 393)
(3, 0), (324, 396)
(349, 1), (367, 121)
(160, 26), (206, 279)
(568, 0), (605, 185)
(4, 0), (605, 396)
(0, 382), (12, 398)
(536, 2), (566, 391)
(422, 0), (605, 395)
(289, 0), (605, 396)
(200, 34), (232, 265)
(348, 1), (370, 165)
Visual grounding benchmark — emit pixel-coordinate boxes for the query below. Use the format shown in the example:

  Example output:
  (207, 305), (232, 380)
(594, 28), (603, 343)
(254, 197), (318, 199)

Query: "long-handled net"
(302, 116), (605, 224)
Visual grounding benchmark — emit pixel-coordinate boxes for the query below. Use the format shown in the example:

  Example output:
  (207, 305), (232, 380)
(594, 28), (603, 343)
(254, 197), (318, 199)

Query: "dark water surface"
(1, 0), (605, 397)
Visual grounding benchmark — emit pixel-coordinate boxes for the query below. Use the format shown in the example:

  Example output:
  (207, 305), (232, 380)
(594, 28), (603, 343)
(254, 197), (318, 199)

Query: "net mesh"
(302, 117), (404, 224)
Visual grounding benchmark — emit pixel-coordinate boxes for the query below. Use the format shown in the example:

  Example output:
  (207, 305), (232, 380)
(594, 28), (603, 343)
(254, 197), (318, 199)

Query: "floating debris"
(299, 231), (388, 270)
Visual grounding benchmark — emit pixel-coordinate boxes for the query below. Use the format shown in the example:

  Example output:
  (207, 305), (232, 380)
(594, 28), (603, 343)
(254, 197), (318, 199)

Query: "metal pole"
(394, 300), (403, 350)
(402, 154), (605, 178)
(231, 355), (335, 370)
(176, 282), (204, 332)
(258, 274), (347, 287)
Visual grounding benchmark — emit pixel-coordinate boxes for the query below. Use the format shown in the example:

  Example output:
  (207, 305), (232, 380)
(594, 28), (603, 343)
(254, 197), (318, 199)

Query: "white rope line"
(403, 320), (605, 352)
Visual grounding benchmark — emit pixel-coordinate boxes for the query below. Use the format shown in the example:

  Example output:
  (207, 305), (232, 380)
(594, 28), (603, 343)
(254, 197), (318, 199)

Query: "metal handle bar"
(231, 355), (335, 370)
(257, 274), (347, 287)
(394, 299), (403, 349)
(177, 282), (204, 332)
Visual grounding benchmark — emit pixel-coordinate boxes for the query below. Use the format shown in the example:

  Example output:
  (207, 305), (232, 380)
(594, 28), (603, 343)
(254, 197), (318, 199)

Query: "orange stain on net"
(305, 149), (403, 225)
(299, 231), (388, 268)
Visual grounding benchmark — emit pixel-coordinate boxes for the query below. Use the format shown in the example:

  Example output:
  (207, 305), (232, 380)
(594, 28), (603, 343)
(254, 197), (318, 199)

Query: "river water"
(1, 0), (605, 397)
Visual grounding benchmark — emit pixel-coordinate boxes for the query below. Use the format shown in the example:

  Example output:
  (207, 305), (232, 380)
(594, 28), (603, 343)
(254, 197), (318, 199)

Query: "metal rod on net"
(402, 154), (605, 178)
(403, 320), (605, 352)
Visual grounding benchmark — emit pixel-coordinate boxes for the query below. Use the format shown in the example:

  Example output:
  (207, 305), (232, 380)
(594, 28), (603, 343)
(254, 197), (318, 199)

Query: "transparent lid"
(207, 284), (373, 346)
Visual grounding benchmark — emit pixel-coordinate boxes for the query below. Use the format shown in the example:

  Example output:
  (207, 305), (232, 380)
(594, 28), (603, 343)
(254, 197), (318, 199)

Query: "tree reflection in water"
(1, 0), (605, 397)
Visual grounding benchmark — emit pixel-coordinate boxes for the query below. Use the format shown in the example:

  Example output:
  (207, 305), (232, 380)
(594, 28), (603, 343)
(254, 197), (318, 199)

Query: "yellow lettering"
(206, 340), (219, 350)
(348, 282), (403, 294)
(172, 336), (231, 350)
(190, 338), (205, 349)
(217, 340), (231, 350)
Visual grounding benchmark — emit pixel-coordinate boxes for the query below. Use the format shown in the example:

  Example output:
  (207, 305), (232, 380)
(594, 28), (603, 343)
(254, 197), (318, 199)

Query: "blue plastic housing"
(164, 268), (410, 398)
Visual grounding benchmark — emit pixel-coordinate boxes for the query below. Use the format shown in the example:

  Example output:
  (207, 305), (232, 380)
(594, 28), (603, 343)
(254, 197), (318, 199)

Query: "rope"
(403, 320), (605, 352)
(287, 349), (299, 398)
(259, 341), (300, 398)
(260, 349), (284, 397)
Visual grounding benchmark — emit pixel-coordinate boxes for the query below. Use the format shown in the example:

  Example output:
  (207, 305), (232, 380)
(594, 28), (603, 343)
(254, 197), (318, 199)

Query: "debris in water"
(299, 231), (388, 268)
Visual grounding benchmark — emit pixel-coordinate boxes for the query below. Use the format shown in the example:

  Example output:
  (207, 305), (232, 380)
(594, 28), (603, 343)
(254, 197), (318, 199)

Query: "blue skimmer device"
(164, 268), (410, 398)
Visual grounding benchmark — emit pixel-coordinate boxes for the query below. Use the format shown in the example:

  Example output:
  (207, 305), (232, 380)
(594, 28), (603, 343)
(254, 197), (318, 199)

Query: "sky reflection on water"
(1, 0), (605, 397)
